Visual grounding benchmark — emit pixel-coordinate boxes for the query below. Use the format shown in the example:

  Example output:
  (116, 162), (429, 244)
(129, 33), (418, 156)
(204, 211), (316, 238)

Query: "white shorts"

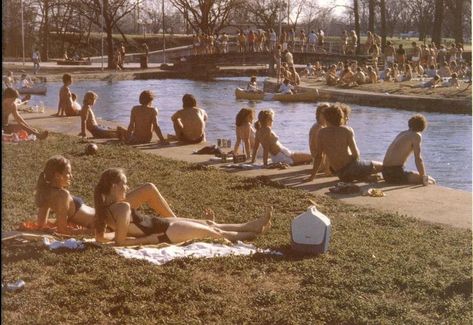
(271, 145), (293, 165)
(411, 56), (419, 62)
(386, 56), (394, 63)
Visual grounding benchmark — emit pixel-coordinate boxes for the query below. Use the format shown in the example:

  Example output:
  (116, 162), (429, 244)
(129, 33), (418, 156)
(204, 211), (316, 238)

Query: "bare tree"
(408, 0), (435, 41)
(380, 0), (386, 48)
(445, 0), (466, 42)
(432, 0), (444, 45)
(170, 0), (244, 34)
(245, 0), (282, 30)
(368, 0), (375, 32)
(353, 0), (361, 51)
(77, 0), (137, 69)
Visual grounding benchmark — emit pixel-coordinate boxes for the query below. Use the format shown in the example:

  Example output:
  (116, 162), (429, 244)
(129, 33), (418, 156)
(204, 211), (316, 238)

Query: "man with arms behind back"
(382, 114), (436, 185)
(171, 94), (208, 144)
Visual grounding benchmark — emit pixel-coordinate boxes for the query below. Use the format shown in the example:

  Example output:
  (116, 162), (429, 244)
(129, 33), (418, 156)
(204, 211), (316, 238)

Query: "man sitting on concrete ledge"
(382, 114), (436, 185)
(306, 103), (382, 182)
(170, 94), (208, 144)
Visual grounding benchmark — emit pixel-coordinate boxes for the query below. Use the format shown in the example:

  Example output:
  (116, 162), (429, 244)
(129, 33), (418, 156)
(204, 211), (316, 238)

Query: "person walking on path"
(32, 49), (41, 75)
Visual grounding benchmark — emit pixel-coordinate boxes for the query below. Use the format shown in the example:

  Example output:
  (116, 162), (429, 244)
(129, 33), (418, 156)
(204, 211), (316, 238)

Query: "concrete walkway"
(19, 109), (472, 229)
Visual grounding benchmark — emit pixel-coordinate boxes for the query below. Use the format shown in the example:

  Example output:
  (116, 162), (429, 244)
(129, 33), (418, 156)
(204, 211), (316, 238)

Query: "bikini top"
(72, 195), (84, 214)
(107, 205), (157, 236)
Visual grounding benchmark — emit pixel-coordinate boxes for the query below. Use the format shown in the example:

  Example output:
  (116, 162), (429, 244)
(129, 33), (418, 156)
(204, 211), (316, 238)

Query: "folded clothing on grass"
(115, 241), (282, 266)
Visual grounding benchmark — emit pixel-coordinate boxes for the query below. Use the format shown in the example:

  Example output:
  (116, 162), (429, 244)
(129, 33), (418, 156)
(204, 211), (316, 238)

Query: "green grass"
(2, 134), (472, 324)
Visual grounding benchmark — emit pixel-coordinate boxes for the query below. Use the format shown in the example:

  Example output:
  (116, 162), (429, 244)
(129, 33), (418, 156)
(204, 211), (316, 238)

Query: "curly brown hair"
(408, 114), (427, 132)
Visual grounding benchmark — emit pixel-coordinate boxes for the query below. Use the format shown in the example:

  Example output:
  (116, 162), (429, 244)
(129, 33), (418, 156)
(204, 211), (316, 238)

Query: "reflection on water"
(29, 77), (472, 191)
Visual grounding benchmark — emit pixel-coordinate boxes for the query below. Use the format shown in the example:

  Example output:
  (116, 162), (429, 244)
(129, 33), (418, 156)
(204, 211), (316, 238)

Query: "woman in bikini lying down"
(94, 168), (273, 246)
(35, 155), (96, 235)
(37, 155), (245, 237)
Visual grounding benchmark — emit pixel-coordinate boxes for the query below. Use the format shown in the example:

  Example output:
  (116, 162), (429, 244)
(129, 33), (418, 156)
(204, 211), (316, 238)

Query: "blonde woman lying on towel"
(94, 168), (272, 246)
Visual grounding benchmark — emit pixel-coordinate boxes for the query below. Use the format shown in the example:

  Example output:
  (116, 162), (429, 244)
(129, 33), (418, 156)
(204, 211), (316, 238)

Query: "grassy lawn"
(2, 134), (472, 324)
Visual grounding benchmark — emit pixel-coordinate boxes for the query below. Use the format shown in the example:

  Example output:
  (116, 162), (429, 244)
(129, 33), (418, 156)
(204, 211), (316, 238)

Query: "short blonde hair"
(83, 91), (98, 105)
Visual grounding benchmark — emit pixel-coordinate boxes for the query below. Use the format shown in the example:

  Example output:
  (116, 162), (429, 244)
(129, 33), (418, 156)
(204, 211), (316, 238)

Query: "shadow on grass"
(250, 244), (326, 262)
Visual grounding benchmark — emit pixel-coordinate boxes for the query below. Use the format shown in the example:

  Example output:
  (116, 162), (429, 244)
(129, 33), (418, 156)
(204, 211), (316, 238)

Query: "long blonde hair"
(35, 155), (70, 207)
(94, 168), (125, 234)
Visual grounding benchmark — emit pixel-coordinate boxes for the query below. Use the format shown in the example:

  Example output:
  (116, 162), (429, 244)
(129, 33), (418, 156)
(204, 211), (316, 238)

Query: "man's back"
(172, 107), (207, 141)
(383, 130), (419, 167)
(318, 126), (354, 171)
(131, 105), (157, 140)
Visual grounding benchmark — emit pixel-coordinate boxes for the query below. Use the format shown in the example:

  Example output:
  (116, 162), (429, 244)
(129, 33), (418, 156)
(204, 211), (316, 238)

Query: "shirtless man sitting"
(307, 103), (383, 182)
(125, 90), (169, 145)
(171, 94), (208, 144)
(2, 87), (48, 139)
(56, 74), (80, 116)
(382, 114), (436, 185)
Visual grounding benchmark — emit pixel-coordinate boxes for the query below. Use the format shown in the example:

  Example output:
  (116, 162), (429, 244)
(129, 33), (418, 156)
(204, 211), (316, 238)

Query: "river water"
(28, 77), (472, 191)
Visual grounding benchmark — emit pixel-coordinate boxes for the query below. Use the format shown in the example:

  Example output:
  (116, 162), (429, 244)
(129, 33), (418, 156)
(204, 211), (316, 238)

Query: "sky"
(319, 0), (350, 17)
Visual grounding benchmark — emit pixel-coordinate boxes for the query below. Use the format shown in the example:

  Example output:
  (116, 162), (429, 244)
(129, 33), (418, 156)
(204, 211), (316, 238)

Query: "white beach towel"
(114, 241), (282, 265)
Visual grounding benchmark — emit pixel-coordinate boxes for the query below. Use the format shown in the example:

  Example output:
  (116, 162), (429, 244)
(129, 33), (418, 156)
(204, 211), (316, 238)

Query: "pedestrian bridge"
(171, 51), (372, 73)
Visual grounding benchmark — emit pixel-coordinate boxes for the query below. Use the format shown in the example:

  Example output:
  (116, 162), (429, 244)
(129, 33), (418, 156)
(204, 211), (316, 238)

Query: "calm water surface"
(29, 78), (472, 191)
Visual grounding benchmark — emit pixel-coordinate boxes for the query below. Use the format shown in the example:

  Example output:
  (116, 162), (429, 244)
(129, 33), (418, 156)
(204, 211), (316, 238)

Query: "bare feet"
(203, 208), (216, 222)
(250, 206), (273, 234)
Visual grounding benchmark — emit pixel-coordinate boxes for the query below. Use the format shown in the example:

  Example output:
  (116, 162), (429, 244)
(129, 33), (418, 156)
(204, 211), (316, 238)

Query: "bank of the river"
(3, 61), (471, 114)
(17, 108), (472, 229)
(264, 78), (472, 114)
(3, 132), (471, 324)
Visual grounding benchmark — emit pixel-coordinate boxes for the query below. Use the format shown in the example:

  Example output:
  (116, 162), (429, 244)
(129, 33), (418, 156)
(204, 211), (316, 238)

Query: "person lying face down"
(94, 168), (273, 246)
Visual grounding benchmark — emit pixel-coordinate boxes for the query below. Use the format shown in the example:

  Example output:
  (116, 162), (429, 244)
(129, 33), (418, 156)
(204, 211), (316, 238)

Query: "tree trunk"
(380, 0), (386, 49)
(106, 27), (114, 69)
(432, 0), (444, 45)
(41, 0), (49, 61)
(368, 0), (375, 32)
(453, 0), (464, 43)
(354, 0), (361, 53)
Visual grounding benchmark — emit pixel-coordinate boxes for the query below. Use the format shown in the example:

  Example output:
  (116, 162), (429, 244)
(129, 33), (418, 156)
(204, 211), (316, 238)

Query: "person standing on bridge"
(273, 44), (282, 83)
(248, 30), (256, 53)
(298, 30), (306, 53)
(269, 29), (277, 51)
(141, 43), (149, 69)
(238, 31), (247, 53)
(307, 31), (317, 53)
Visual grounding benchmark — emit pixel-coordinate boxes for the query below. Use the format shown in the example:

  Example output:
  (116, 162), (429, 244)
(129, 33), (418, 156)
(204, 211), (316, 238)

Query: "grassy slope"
(2, 134), (471, 324)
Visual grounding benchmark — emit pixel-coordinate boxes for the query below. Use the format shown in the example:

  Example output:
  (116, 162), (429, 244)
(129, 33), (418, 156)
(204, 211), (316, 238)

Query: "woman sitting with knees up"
(35, 155), (95, 234)
(251, 110), (312, 167)
(94, 168), (273, 246)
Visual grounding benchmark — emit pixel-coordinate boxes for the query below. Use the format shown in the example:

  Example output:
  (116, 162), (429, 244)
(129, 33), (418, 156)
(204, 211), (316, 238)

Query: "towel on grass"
(114, 241), (282, 265)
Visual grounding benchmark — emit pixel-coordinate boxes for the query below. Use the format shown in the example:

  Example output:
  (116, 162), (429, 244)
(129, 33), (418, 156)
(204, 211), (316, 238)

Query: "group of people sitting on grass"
(231, 102), (436, 187)
(34, 155), (273, 244)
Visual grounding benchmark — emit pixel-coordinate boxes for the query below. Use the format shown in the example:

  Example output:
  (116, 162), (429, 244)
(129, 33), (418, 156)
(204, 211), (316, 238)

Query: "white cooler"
(291, 205), (331, 254)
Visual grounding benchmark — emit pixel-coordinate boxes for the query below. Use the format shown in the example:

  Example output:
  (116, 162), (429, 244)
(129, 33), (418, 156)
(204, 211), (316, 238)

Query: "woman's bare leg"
(125, 183), (176, 218)
(165, 220), (258, 243)
(209, 207), (273, 234)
